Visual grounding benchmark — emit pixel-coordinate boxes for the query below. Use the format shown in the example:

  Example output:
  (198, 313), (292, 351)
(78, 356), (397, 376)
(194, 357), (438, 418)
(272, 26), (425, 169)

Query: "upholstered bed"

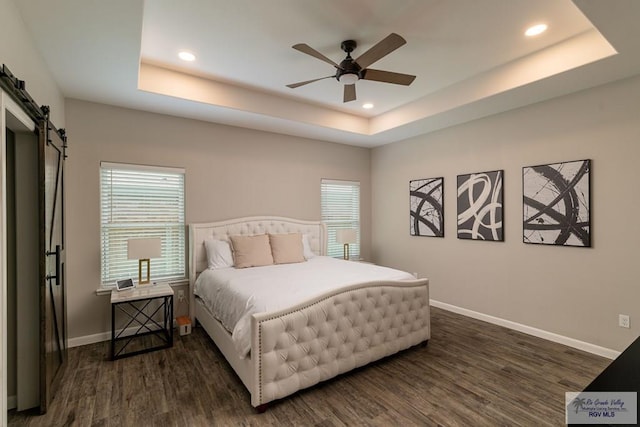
(188, 216), (430, 409)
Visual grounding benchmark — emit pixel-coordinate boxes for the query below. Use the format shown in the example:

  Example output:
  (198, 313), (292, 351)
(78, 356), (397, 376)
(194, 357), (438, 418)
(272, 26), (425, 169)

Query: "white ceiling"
(14, 0), (640, 147)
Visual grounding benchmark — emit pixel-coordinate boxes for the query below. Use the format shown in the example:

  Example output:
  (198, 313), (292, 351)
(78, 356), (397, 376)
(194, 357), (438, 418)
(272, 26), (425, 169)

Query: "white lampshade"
(336, 229), (357, 244)
(127, 238), (162, 260)
(338, 73), (359, 85)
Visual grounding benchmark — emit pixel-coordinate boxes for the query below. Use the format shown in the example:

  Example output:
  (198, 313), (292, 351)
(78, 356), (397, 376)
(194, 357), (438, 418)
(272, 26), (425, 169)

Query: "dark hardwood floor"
(9, 307), (610, 426)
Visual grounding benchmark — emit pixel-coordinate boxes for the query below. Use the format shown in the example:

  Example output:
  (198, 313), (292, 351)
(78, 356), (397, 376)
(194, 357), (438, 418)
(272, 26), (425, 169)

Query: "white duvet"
(194, 256), (414, 358)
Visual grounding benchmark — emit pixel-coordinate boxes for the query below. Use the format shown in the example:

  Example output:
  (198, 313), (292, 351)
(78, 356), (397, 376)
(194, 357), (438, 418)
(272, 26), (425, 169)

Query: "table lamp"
(336, 229), (357, 260)
(127, 238), (162, 284)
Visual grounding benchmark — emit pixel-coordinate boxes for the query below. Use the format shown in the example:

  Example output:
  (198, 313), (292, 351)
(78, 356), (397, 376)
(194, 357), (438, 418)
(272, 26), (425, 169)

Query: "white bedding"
(194, 256), (414, 357)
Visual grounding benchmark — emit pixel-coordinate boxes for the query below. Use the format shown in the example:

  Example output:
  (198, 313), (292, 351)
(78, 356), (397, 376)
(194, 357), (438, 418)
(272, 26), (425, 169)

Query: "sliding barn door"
(39, 118), (67, 413)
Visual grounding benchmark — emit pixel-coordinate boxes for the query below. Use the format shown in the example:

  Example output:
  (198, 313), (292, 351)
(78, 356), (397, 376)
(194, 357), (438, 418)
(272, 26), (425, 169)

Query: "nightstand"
(110, 284), (174, 360)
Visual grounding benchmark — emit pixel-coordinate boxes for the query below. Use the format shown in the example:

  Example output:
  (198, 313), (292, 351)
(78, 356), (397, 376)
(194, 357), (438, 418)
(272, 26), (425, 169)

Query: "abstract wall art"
(457, 170), (504, 241)
(410, 177), (444, 237)
(523, 159), (591, 247)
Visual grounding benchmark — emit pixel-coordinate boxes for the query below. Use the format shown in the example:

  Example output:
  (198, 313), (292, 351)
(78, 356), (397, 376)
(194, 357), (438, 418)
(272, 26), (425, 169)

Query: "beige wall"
(65, 99), (371, 340)
(1, 0), (65, 126)
(372, 74), (640, 352)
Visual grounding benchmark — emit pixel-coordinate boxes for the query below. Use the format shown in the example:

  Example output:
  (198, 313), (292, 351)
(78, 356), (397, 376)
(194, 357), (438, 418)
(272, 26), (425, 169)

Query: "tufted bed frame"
(189, 216), (430, 410)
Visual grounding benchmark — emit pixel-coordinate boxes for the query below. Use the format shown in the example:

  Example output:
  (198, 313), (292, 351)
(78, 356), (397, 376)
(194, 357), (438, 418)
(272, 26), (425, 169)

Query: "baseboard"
(70, 305), (620, 360)
(68, 319), (178, 348)
(68, 331), (111, 348)
(7, 395), (16, 410)
(430, 299), (620, 360)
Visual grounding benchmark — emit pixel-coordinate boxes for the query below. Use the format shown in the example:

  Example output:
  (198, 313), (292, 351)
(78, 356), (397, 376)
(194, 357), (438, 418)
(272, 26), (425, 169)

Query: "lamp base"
(343, 243), (350, 261)
(138, 258), (151, 284)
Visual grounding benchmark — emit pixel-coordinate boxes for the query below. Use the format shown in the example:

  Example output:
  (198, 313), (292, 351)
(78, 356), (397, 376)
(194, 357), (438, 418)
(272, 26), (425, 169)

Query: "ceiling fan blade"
(292, 44), (340, 68)
(354, 33), (406, 69)
(362, 69), (416, 86)
(343, 84), (356, 103)
(286, 75), (334, 89)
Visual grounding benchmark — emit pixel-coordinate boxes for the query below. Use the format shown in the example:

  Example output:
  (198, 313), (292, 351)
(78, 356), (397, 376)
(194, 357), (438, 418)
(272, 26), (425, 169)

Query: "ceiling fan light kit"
(338, 73), (359, 85)
(287, 33), (416, 103)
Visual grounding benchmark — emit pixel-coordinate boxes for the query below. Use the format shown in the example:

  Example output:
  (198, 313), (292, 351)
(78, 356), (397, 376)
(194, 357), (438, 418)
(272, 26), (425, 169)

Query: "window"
(321, 179), (360, 259)
(100, 162), (185, 285)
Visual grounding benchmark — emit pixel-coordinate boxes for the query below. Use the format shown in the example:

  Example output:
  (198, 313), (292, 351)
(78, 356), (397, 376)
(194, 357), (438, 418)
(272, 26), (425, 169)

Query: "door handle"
(46, 244), (61, 286)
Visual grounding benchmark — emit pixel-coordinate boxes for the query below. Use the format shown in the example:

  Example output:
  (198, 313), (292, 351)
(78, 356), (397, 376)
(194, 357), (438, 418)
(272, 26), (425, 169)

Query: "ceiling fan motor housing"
(337, 39), (362, 83)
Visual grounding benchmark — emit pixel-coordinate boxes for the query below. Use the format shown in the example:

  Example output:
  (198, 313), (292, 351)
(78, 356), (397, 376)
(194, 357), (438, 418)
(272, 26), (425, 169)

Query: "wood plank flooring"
(8, 307), (610, 426)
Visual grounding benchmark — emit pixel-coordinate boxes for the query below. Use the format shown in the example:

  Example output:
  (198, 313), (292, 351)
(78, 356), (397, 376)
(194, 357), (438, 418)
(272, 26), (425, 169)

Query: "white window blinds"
(100, 162), (185, 285)
(321, 179), (360, 259)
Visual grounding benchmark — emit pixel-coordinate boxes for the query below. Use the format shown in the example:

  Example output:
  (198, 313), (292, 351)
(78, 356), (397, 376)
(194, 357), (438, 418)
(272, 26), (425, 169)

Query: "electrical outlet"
(178, 290), (185, 302)
(619, 314), (630, 329)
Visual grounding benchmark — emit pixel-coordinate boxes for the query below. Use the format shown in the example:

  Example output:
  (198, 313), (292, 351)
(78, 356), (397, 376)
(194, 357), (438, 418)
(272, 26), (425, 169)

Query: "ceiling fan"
(287, 33), (416, 103)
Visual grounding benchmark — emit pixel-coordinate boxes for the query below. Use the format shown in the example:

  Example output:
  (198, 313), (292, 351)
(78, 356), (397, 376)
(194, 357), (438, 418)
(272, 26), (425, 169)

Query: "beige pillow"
(269, 233), (305, 265)
(230, 234), (274, 268)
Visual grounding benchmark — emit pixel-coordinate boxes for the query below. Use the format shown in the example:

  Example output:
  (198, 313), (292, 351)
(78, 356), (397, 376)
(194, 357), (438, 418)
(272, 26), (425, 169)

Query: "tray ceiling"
(14, 0), (640, 146)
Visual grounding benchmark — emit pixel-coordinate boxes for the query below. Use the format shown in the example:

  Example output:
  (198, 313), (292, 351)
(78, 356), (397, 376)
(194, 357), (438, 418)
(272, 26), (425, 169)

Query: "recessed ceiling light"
(525, 24), (548, 37)
(178, 51), (196, 61)
(362, 103), (374, 109)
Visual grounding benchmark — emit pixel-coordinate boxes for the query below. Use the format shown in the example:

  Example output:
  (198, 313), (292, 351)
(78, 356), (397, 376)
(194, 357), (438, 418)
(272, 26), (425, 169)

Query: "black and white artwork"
(457, 170), (504, 241)
(410, 177), (444, 237)
(523, 159), (591, 247)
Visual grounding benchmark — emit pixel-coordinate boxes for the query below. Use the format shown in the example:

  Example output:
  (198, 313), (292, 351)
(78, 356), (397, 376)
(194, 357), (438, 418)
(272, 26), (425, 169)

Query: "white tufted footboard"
(249, 279), (430, 407)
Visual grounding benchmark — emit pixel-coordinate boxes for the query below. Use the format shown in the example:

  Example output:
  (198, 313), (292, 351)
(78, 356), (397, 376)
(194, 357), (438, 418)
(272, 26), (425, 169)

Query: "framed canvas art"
(457, 170), (504, 241)
(523, 159), (591, 247)
(410, 177), (444, 237)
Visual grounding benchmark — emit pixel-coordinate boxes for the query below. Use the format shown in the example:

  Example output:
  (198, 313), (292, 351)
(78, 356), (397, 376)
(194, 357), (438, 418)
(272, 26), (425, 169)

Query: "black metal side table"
(110, 284), (174, 360)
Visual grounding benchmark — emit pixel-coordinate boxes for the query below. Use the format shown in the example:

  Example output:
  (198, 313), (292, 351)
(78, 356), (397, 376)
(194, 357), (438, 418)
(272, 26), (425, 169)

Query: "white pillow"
(204, 239), (234, 269)
(302, 234), (316, 259)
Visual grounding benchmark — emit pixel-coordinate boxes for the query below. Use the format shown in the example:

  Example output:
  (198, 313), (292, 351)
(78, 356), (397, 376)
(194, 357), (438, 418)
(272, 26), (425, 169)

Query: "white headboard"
(188, 216), (327, 320)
